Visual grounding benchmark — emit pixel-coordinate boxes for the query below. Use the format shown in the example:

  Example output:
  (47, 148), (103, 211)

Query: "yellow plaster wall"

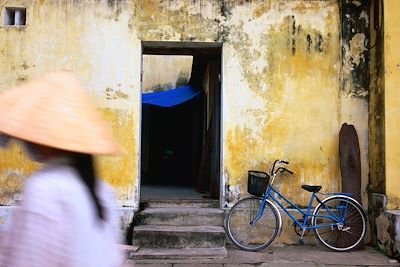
(223, 2), (341, 203)
(98, 108), (139, 206)
(368, 0), (385, 195)
(384, 0), (400, 210)
(130, 0), (220, 42)
(222, 1), (368, 206)
(0, 0), (369, 209)
(0, 142), (38, 205)
(0, 0), (141, 206)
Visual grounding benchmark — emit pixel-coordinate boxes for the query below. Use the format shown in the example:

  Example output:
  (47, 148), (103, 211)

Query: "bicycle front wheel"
(312, 196), (367, 252)
(225, 197), (279, 251)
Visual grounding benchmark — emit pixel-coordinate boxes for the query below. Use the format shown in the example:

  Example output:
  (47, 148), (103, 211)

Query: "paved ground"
(123, 244), (400, 267)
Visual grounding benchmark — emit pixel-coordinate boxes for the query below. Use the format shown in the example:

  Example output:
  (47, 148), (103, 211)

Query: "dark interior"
(140, 42), (222, 198)
(141, 94), (203, 186)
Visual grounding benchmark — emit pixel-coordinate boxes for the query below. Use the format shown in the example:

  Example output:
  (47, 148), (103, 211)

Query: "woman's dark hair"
(71, 153), (105, 221)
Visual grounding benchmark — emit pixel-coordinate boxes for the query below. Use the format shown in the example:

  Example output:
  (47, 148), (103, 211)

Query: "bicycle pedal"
(299, 239), (304, 245)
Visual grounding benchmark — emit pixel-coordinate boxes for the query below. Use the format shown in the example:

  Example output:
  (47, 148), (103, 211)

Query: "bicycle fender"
(336, 194), (368, 220)
(311, 194), (367, 224)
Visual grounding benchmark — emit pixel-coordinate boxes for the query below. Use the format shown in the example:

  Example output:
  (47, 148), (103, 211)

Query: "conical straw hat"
(0, 71), (122, 155)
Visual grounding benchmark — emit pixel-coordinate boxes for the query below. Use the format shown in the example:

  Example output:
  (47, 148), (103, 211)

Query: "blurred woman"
(0, 71), (124, 267)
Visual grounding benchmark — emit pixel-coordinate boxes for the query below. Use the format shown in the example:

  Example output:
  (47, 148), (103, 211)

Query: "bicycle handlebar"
(271, 159), (291, 175)
(276, 167), (293, 175)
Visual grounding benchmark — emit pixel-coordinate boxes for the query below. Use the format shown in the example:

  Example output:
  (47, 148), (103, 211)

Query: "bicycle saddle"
(301, 185), (322, 193)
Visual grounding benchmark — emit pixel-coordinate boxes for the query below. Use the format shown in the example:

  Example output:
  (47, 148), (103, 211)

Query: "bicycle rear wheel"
(312, 196), (367, 252)
(225, 197), (279, 251)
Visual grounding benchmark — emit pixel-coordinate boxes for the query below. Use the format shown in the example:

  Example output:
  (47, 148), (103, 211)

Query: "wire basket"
(248, 170), (270, 197)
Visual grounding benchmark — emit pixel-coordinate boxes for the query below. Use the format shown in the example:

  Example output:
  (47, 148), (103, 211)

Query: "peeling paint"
(0, 0), (371, 212)
(97, 108), (138, 207)
(0, 0), (141, 207)
(340, 0), (370, 98)
(0, 143), (39, 205)
(349, 33), (367, 66)
(376, 213), (391, 244)
(223, 1), (345, 206)
(369, 187), (400, 259)
(0, 171), (23, 205)
(130, 0), (220, 42)
(105, 87), (129, 100)
(375, 211), (400, 260)
(225, 184), (242, 208)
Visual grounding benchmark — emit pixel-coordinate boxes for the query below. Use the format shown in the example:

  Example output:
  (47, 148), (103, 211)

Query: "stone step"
(129, 246), (228, 260)
(141, 198), (219, 209)
(132, 225), (226, 248)
(140, 207), (224, 226)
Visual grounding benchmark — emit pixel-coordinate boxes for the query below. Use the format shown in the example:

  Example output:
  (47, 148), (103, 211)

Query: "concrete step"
(129, 246), (228, 260)
(132, 225), (226, 248)
(141, 198), (219, 209)
(140, 207), (224, 226)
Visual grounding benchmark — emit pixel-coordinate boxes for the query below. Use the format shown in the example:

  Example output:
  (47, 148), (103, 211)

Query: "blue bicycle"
(225, 160), (367, 252)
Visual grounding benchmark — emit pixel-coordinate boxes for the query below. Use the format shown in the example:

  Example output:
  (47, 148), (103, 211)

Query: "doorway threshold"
(141, 185), (206, 200)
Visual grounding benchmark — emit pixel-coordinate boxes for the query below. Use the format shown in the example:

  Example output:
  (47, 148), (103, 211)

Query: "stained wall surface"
(365, 0), (400, 259)
(0, 1), (369, 210)
(384, 0), (400, 210)
(0, 0), (141, 207)
(368, 0), (385, 196)
(142, 55), (192, 93)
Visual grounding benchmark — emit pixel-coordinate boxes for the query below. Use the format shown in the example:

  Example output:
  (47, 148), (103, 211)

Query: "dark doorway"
(140, 41), (222, 200)
(141, 90), (202, 186)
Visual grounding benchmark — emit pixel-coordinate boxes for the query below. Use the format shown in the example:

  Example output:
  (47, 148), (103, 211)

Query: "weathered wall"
(0, 0), (141, 207)
(337, 0), (369, 205)
(368, 0), (400, 260)
(0, 143), (38, 205)
(384, 0), (400, 210)
(222, 1), (369, 207)
(142, 55), (192, 93)
(223, 1), (340, 205)
(368, 0), (385, 195)
(369, 193), (400, 260)
(0, 0), (370, 212)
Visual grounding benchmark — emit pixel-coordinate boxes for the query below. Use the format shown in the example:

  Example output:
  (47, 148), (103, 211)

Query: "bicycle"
(225, 160), (367, 252)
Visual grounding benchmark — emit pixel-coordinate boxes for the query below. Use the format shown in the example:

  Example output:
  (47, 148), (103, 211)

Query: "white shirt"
(0, 159), (124, 267)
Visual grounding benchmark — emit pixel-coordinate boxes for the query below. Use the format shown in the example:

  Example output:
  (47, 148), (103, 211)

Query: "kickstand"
(299, 228), (306, 245)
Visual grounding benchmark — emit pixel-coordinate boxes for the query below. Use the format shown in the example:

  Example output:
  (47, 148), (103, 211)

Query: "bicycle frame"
(251, 184), (349, 231)
(226, 160), (366, 252)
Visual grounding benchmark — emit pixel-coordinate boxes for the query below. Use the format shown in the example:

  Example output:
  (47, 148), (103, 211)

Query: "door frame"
(139, 41), (223, 205)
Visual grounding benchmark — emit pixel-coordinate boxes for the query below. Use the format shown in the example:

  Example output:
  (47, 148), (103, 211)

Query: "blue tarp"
(142, 85), (200, 108)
